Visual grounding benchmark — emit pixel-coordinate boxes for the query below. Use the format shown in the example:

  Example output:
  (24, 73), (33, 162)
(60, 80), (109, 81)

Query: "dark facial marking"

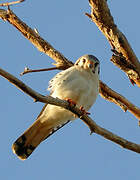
(75, 59), (80, 65)
(98, 66), (100, 74)
(94, 62), (99, 68)
(82, 58), (86, 63)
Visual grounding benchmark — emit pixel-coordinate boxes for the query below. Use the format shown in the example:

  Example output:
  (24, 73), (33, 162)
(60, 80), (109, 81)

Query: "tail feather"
(12, 120), (52, 160)
(12, 119), (70, 160)
(12, 134), (36, 160)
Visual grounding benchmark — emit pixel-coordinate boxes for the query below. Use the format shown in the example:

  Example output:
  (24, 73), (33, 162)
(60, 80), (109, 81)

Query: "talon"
(80, 106), (90, 115)
(66, 98), (76, 106)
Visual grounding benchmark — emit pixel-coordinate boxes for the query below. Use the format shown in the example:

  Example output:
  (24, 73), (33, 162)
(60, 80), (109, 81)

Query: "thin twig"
(0, 0), (25, 7)
(1, 67), (140, 154)
(20, 67), (59, 76)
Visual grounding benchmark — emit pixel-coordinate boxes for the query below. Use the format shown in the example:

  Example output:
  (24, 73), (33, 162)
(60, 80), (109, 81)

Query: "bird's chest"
(53, 71), (99, 110)
(77, 79), (98, 110)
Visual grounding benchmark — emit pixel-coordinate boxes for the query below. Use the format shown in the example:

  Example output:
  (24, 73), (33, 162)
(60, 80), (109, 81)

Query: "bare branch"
(110, 53), (139, 86)
(100, 81), (140, 122)
(0, 0), (25, 7)
(20, 67), (59, 76)
(0, 8), (73, 69)
(87, 0), (140, 87)
(1, 67), (140, 154)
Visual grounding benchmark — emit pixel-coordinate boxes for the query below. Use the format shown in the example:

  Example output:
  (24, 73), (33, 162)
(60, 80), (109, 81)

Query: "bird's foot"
(66, 98), (77, 117)
(66, 98), (76, 106)
(80, 106), (90, 115)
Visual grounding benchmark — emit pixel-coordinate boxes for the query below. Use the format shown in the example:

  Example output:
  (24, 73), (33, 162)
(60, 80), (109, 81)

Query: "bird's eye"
(82, 58), (86, 63)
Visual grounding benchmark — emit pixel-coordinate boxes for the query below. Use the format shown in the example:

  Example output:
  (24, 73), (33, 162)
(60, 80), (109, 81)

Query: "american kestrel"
(12, 54), (100, 160)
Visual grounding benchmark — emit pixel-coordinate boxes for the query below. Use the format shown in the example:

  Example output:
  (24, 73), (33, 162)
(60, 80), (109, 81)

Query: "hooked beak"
(87, 60), (95, 73)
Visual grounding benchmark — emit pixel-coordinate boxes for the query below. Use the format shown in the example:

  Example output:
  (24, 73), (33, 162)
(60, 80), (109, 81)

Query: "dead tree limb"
(100, 81), (140, 121)
(1, 67), (140, 154)
(20, 67), (59, 76)
(0, 8), (73, 70)
(86, 0), (140, 87)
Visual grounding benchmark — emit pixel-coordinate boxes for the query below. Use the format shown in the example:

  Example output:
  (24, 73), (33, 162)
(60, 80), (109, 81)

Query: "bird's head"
(75, 54), (100, 75)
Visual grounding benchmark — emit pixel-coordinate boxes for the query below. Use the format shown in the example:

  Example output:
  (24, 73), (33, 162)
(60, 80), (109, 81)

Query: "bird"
(12, 54), (100, 160)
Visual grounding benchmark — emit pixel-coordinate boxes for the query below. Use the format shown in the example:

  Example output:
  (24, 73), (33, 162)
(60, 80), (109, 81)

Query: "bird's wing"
(48, 66), (74, 93)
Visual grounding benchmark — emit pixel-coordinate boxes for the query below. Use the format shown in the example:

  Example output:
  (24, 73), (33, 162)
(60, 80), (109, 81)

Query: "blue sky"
(1, 1), (140, 179)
